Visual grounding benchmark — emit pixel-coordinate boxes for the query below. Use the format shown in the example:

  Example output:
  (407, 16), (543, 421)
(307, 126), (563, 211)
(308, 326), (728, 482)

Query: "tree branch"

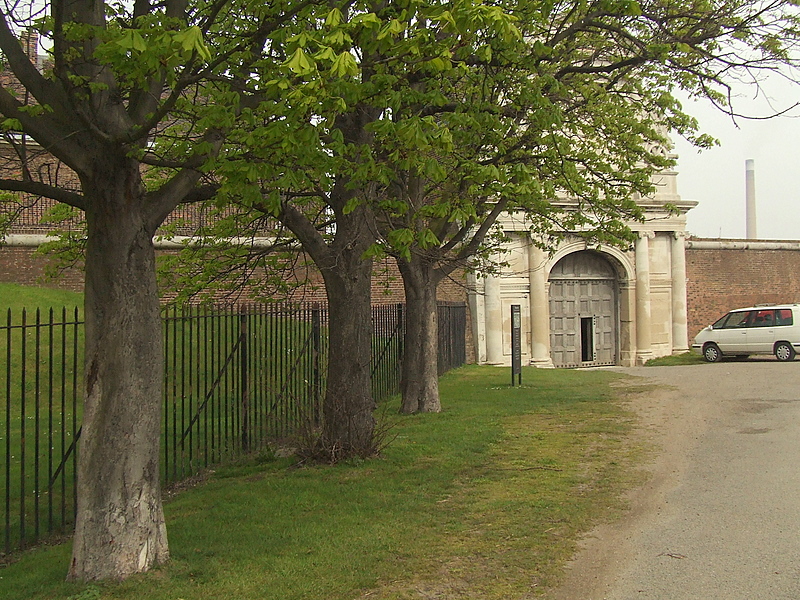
(0, 178), (86, 209)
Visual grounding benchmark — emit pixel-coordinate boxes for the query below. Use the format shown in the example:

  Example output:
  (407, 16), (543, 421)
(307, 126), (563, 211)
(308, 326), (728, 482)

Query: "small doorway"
(581, 317), (595, 362)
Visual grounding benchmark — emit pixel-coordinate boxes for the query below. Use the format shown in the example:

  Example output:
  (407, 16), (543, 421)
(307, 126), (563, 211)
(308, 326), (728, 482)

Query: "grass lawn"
(645, 351), (705, 366)
(0, 283), (83, 315)
(1, 364), (651, 600)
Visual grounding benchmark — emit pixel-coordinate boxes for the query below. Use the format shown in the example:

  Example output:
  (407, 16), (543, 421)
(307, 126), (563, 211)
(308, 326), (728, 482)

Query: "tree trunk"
(67, 161), (168, 581)
(321, 254), (376, 455)
(398, 256), (442, 414)
(279, 200), (377, 458)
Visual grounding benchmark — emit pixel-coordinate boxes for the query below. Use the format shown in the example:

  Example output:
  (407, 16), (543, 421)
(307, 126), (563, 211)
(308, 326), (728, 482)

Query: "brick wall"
(0, 244), (476, 362)
(0, 246), (84, 292)
(686, 243), (800, 340)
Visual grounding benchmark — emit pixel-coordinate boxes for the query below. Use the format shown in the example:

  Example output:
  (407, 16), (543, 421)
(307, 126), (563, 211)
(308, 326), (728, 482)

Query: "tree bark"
(398, 256), (442, 414)
(67, 158), (168, 581)
(279, 201), (377, 457)
(321, 252), (376, 455)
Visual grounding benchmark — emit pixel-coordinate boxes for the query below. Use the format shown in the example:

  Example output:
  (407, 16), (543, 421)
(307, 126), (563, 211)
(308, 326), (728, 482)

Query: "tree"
(206, 0), (529, 454)
(0, 0), (308, 580)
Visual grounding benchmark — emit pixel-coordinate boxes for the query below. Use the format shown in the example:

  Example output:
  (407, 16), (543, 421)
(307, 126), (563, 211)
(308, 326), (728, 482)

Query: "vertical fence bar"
(277, 304), (284, 438)
(163, 308), (171, 486)
(267, 304), (274, 438)
(291, 306), (298, 432)
(33, 309), (40, 543)
(19, 308), (26, 550)
(71, 307), (78, 525)
(240, 310), (249, 453)
(187, 305), (195, 472)
(179, 306), (187, 481)
(202, 306), (209, 467)
(171, 307), (178, 484)
(311, 305), (321, 426)
(47, 308), (54, 535)
(59, 308), (67, 533)
(222, 308), (230, 455)
(210, 308), (217, 464)
(234, 305), (241, 450)
(4, 308), (11, 554)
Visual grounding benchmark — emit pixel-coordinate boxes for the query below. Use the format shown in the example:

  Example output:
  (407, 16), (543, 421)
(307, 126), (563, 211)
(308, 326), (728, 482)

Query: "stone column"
(528, 243), (554, 368)
(671, 231), (689, 353)
(635, 231), (654, 365)
(484, 273), (504, 364)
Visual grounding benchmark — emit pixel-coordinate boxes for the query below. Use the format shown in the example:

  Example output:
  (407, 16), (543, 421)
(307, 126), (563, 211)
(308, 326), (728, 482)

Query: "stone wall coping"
(687, 239), (800, 251)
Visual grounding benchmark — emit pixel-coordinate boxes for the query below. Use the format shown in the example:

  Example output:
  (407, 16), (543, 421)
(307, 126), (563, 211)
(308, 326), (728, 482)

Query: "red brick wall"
(686, 245), (800, 340)
(0, 246), (84, 291)
(0, 245), (476, 361)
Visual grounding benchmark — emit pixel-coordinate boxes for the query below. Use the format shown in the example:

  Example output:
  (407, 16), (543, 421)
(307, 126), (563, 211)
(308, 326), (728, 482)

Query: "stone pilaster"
(635, 231), (654, 365)
(528, 243), (554, 368)
(484, 273), (504, 364)
(671, 231), (689, 353)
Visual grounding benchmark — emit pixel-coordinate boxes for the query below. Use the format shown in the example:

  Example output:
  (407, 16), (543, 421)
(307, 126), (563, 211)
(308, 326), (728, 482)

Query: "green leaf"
(284, 48), (316, 75)
(418, 228), (440, 249)
(1, 118), (22, 130)
(330, 51), (359, 77)
(325, 8), (344, 28)
(377, 19), (406, 40)
(343, 197), (361, 214)
(116, 29), (147, 53)
(173, 26), (211, 62)
(351, 13), (381, 27)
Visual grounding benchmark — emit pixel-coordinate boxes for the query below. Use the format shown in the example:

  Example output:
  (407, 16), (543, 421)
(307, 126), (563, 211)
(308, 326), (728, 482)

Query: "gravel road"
(550, 361), (800, 600)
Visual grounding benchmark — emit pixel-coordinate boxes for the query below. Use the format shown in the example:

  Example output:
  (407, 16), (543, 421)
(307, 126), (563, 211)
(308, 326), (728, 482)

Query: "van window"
(720, 312), (750, 329)
(776, 309), (794, 326)
(712, 314), (730, 328)
(750, 309), (775, 327)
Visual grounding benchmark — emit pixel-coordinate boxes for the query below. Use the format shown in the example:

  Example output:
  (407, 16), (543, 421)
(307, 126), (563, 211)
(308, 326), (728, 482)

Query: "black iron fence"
(1, 307), (82, 556)
(1, 301), (466, 556)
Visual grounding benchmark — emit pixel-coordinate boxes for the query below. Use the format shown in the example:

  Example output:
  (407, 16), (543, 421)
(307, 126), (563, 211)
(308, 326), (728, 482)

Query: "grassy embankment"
(2, 359), (654, 600)
(645, 351), (704, 366)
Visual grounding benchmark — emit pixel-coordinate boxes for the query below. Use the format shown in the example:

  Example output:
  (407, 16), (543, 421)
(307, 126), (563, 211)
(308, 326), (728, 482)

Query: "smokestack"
(745, 159), (757, 239)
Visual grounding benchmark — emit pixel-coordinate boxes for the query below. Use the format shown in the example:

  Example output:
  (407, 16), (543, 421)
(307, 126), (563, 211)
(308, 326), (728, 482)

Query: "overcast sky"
(672, 75), (800, 241)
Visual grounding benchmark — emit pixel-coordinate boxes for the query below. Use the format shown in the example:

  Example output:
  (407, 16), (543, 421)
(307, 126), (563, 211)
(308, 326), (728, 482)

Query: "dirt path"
(550, 361), (800, 600)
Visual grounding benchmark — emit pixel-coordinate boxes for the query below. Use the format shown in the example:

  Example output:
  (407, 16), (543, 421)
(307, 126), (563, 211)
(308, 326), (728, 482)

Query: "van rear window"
(776, 309), (794, 326)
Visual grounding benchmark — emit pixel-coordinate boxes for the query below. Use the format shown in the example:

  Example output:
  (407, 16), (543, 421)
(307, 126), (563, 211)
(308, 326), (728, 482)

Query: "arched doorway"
(549, 251), (619, 367)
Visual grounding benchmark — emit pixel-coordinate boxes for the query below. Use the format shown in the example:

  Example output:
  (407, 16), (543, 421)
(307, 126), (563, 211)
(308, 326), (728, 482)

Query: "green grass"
(0, 283), (83, 315)
(644, 350), (704, 366)
(0, 365), (650, 600)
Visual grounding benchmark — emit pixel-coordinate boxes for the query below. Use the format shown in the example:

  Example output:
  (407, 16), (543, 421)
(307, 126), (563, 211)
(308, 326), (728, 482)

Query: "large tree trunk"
(321, 253), (376, 455)
(397, 256), (442, 414)
(279, 200), (377, 458)
(67, 160), (168, 581)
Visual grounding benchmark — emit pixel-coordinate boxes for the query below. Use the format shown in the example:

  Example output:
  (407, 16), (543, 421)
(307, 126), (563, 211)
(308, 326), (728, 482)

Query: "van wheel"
(703, 343), (722, 363)
(775, 342), (796, 362)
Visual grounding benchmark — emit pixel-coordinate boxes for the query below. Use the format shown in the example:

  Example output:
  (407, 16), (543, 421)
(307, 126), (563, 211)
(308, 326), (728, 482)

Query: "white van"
(692, 304), (800, 362)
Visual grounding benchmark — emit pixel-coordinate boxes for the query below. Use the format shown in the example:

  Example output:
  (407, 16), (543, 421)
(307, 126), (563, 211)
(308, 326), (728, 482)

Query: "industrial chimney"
(745, 159), (757, 239)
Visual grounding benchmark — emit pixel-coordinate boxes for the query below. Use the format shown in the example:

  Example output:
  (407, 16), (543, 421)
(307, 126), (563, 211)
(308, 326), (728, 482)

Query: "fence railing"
(1, 307), (82, 556)
(1, 301), (466, 557)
